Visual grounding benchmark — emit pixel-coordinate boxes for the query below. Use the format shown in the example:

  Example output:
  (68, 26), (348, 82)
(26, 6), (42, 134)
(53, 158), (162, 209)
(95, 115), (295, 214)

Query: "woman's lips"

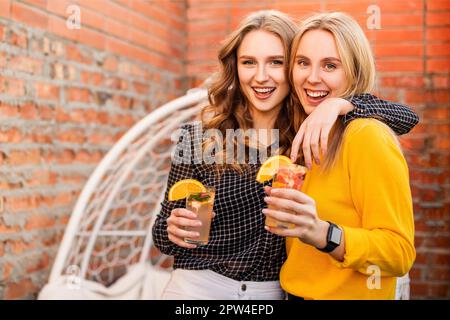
(303, 89), (329, 106)
(253, 87), (276, 100)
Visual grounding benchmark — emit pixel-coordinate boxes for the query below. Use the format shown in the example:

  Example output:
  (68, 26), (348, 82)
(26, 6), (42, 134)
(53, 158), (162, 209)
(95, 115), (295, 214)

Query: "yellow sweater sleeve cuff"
(330, 225), (369, 271)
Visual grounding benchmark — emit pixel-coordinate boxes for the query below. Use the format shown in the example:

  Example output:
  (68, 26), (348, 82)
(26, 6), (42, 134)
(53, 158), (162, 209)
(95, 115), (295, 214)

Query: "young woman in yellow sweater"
(263, 12), (416, 299)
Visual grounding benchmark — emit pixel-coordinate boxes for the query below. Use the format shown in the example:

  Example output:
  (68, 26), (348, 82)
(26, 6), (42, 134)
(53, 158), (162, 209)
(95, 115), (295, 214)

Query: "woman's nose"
(307, 67), (321, 84)
(255, 65), (269, 82)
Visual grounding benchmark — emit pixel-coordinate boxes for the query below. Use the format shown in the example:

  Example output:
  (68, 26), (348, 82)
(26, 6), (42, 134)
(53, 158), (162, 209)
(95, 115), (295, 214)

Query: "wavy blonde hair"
(202, 10), (301, 174)
(289, 12), (378, 170)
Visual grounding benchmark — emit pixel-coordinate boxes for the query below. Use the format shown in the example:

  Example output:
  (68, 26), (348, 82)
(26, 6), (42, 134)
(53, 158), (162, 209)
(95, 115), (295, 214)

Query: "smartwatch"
(317, 221), (342, 253)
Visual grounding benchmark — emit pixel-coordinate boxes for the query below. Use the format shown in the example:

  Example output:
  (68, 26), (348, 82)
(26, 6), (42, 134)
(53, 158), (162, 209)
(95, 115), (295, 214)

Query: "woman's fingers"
(290, 122), (306, 162)
(167, 233), (198, 249)
(302, 124), (313, 169)
(309, 125), (321, 165)
(167, 208), (201, 249)
(320, 125), (331, 157)
(264, 193), (315, 220)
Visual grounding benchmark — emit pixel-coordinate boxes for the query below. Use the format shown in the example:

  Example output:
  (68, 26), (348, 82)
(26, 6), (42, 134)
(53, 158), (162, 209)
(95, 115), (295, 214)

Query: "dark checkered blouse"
(152, 94), (419, 282)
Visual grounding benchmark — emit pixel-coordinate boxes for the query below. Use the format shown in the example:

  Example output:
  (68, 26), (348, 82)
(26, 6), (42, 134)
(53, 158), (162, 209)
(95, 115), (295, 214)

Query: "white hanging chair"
(38, 87), (208, 300)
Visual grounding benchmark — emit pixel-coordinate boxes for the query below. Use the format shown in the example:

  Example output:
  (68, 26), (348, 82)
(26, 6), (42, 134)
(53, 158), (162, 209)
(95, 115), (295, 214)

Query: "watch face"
(330, 226), (342, 244)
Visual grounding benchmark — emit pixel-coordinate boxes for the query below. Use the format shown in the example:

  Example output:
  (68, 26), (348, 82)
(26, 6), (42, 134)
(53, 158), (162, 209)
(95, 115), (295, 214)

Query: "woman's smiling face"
(237, 30), (290, 116)
(292, 29), (348, 115)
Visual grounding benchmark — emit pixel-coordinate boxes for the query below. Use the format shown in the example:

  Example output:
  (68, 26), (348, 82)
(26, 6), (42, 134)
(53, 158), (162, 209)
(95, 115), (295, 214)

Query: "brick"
(0, 127), (22, 143)
(47, 15), (77, 42)
(88, 132), (115, 145)
(374, 29), (423, 42)
(427, 12), (450, 26)
(0, 51), (6, 68)
(75, 27), (105, 51)
(38, 104), (54, 120)
(427, 43), (450, 57)
(66, 87), (91, 103)
(66, 44), (93, 64)
(27, 170), (58, 187)
(75, 150), (103, 163)
(428, 0), (450, 10)
(425, 90), (450, 103)
(436, 136), (450, 150)
(427, 27), (450, 41)
(5, 195), (40, 212)
(377, 13), (423, 27)
(56, 129), (86, 143)
(432, 75), (450, 88)
(427, 59), (450, 72)
(0, 0), (10, 18)
(377, 59), (423, 72)
(5, 278), (37, 300)
(34, 82), (60, 100)
(380, 76), (425, 88)
(26, 252), (50, 274)
(374, 44), (423, 58)
(8, 28), (27, 49)
(0, 263), (14, 282)
(80, 71), (103, 86)
(0, 221), (20, 234)
(423, 107), (450, 120)
(373, 0), (423, 12)
(0, 0), (11, 18)
(410, 282), (429, 297)
(7, 149), (41, 166)
(9, 55), (43, 74)
(20, 101), (38, 119)
(7, 239), (35, 255)
(11, 2), (48, 30)
(41, 192), (74, 208)
(22, 0), (47, 9)
(55, 107), (70, 122)
(5, 78), (25, 96)
(25, 214), (56, 230)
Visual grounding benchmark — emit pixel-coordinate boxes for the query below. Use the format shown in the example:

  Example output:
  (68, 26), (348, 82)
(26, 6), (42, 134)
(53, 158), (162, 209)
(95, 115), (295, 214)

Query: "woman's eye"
(324, 63), (336, 71)
(297, 60), (308, 67)
(242, 60), (255, 65)
(271, 60), (284, 65)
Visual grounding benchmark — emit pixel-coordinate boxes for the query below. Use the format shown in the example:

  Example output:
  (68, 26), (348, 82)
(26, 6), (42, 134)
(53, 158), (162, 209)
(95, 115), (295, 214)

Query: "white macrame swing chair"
(38, 86), (208, 300)
(38, 80), (410, 300)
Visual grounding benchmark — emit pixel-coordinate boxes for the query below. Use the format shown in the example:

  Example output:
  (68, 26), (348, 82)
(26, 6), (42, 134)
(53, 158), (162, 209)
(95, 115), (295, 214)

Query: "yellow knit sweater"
(280, 119), (416, 300)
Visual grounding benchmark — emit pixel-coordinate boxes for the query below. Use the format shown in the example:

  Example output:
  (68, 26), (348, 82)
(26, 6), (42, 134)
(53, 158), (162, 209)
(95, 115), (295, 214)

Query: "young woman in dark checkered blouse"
(152, 10), (419, 300)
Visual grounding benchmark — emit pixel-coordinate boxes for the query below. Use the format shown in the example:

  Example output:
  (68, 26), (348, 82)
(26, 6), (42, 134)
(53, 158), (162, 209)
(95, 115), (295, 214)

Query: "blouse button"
(241, 284), (247, 291)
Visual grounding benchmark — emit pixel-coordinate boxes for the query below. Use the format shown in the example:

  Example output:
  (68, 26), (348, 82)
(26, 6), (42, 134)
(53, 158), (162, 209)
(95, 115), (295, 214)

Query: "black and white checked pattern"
(152, 122), (284, 281)
(152, 94), (419, 282)
(346, 93), (419, 135)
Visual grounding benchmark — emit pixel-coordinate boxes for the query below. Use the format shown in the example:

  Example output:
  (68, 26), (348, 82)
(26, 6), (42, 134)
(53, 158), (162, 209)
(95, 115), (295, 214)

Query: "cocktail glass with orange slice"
(256, 155), (307, 229)
(168, 179), (215, 245)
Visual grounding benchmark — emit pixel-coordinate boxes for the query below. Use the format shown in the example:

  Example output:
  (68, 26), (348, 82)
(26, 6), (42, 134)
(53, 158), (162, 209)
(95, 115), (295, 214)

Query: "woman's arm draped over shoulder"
(345, 93), (419, 135)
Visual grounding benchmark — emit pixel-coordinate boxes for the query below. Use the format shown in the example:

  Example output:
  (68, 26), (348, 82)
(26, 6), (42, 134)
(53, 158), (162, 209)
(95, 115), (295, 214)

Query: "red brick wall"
(0, 0), (449, 300)
(186, 0), (450, 300)
(0, 0), (186, 299)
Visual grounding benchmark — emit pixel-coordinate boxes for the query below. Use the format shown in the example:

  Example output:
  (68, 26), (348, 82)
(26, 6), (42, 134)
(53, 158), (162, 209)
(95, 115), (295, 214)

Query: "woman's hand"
(167, 208), (201, 249)
(290, 98), (354, 168)
(167, 209), (216, 249)
(262, 187), (329, 249)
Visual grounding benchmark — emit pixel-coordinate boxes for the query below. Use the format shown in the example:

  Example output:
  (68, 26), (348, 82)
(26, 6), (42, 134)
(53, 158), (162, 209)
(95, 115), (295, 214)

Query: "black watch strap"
(317, 221), (342, 253)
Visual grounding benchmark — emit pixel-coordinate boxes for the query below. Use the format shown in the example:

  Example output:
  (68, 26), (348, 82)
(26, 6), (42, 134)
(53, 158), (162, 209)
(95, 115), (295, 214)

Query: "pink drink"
(265, 164), (307, 229)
